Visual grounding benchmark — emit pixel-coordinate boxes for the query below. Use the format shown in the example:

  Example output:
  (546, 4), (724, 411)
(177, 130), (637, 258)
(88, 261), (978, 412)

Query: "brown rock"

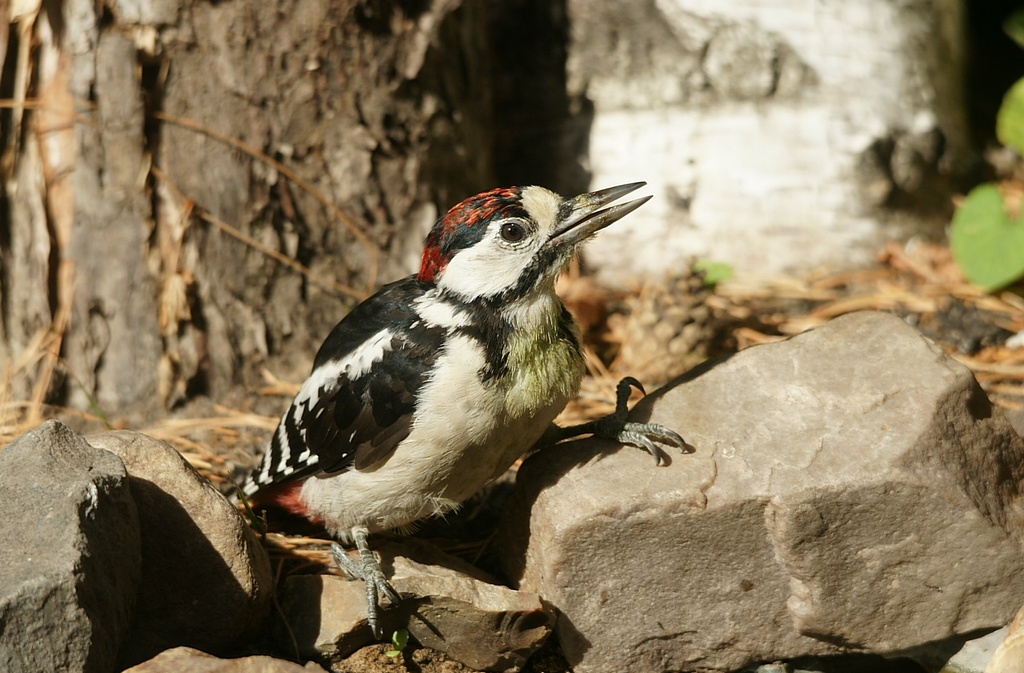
(500, 311), (1024, 673)
(87, 431), (273, 667)
(278, 574), (369, 662)
(279, 540), (553, 671)
(123, 646), (328, 673)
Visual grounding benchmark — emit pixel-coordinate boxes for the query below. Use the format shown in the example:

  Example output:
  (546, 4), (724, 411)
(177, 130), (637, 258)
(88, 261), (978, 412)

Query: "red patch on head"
(418, 230), (449, 284)
(418, 187), (524, 284)
(442, 187), (521, 231)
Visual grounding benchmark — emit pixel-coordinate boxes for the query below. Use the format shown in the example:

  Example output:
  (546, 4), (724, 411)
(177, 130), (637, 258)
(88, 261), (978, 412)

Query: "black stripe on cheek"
(433, 291), (515, 382)
(454, 320), (511, 383)
(558, 304), (582, 353)
(500, 246), (561, 303)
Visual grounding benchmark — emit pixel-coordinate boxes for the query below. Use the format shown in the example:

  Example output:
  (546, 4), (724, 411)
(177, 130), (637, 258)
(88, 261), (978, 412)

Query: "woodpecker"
(240, 182), (685, 637)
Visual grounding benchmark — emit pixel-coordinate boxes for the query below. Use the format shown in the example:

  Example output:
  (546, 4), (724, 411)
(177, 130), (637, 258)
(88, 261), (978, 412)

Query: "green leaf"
(950, 184), (1024, 291)
(384, 629), (409, 658)
(1004, 9), (1024, 50)
(997, 77), (1024, 155)
(693, 258), (734, 287)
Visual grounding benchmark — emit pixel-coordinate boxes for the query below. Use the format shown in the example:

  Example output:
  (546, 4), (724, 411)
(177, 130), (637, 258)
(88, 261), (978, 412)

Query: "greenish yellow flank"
(502, 310), (585, 418)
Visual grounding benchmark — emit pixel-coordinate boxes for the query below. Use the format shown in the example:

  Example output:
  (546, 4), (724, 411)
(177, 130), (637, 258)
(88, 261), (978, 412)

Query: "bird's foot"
(560, 376), (687, 465)
(331, 529), (400, 639)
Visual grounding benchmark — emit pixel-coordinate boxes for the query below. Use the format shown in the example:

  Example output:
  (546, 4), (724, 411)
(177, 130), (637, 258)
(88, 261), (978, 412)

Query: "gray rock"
(921, 602), (1024, 673)
(122, 646), (329, 673)
(87, 430), (273, 666)
(499, 311), (1024, 673)
(914, 628), (1008, 673)
(279, 540), (554, 671)
(0, 420), (141, 673)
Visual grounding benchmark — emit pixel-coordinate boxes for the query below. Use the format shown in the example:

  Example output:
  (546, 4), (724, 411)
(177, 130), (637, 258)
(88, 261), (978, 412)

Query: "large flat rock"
(499, 311), (1024, 673)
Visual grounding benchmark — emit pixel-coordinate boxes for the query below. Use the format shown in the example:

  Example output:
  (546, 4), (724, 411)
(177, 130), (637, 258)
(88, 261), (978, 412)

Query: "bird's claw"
(614, 376), (646, 413)
(331, 540), (400, 639)
(554, 377), (688, 464)
(599, 377), (688, 465)
(615, 421), (688, 466)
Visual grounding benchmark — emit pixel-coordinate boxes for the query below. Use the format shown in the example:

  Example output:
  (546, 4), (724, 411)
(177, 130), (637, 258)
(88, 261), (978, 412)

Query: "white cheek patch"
(436, 187), (565, 301)
(438, 223), (539, 300)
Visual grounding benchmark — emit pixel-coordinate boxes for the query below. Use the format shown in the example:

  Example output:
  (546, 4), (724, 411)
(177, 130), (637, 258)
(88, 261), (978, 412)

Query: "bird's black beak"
(548, 182), (651, 246)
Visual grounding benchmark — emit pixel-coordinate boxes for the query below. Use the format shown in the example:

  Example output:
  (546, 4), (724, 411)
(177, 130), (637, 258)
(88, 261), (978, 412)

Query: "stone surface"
(499, 311), (1024, 673)
(86, 430), (274, 667)
(279, 575), (369, 662)
(985, 603), (1024, 673)
(123, 646), (329, 673)
(902, 629), (1007, 673)
(938, 628), (1009, 673)
(279, 540), (554, 672)
(0, 420), (141, 673)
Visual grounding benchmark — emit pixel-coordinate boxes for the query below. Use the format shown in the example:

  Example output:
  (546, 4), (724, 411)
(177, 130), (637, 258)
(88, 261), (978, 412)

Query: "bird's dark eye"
(500, 221), (527, 242)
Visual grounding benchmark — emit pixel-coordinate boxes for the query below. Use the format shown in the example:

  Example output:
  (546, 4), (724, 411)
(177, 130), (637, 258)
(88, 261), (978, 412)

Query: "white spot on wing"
(344, 329), (394, 379)
(254, 330), (393, 488)
(289, 329), (393, 426)
(256, 427), (287, 484)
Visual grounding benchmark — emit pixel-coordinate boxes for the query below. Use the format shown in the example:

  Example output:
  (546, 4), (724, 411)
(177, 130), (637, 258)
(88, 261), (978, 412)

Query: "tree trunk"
(3, 0), (574, 416)
(569, 0), (970, 283)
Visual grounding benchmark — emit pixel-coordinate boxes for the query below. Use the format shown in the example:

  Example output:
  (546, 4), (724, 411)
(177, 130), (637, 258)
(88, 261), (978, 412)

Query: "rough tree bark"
(1, 0), (582, 416)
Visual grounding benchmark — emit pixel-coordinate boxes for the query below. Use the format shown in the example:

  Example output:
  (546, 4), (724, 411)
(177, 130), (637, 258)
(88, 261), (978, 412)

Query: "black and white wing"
(241, 277), (444, 497)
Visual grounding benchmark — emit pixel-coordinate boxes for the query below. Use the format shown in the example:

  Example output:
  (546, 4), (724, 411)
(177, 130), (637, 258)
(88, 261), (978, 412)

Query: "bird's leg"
(330, 526), (401, 639)
(552, 376), (687, 465)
